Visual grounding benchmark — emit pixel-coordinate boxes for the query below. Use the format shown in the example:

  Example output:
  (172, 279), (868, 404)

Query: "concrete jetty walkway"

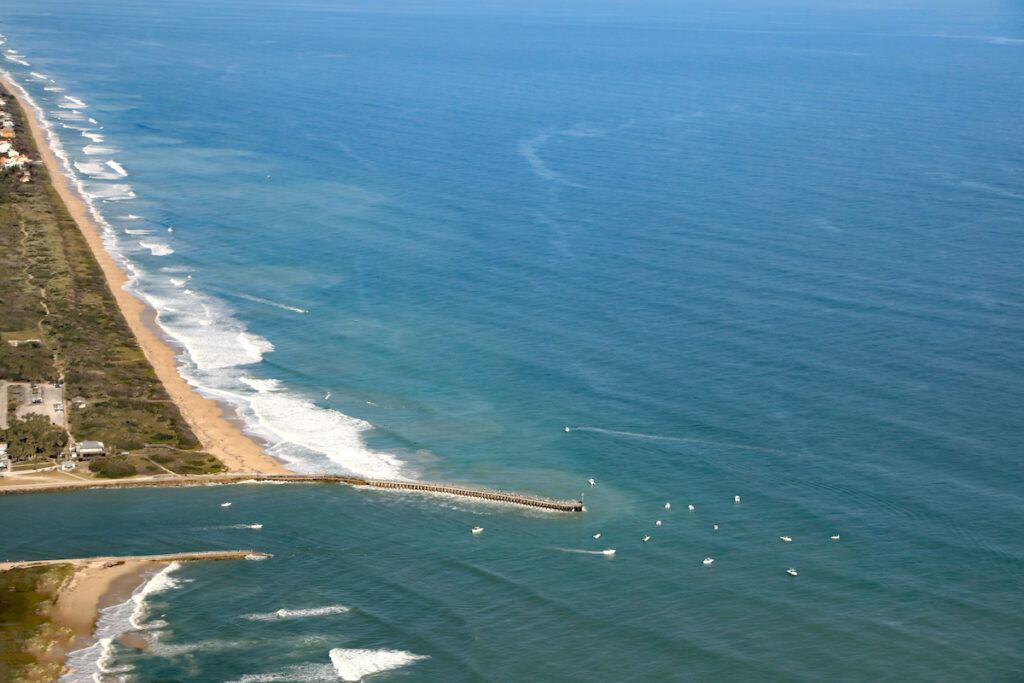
(0, 472), (585, 512)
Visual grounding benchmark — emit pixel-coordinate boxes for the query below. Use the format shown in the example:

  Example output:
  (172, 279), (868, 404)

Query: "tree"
(5, 413), (67, 461)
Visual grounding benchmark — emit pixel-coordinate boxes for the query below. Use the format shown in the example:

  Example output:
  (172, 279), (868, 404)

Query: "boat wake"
(242, 605), (350, 621)
(566, 426), (804, 457)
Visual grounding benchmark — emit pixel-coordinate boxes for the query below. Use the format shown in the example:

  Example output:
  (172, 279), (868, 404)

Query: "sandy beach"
(1, 551), (268, 678)
(0, 74), (288, 475)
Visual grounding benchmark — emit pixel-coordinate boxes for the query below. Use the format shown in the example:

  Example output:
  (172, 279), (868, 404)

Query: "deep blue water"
(2, 1), (1023, 680)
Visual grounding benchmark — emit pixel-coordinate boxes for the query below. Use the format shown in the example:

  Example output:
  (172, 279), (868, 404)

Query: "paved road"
(0, 382), (7, 430)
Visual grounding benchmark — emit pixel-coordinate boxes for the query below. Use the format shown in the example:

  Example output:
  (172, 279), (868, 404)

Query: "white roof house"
(73, 441), (107, 456)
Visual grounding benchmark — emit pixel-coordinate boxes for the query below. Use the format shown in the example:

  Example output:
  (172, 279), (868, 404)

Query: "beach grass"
(0, 563), (74, 682)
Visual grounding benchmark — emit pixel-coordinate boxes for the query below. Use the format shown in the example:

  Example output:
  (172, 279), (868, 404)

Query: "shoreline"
(1, 552), (270, 679)
(0, 72), (288, 476)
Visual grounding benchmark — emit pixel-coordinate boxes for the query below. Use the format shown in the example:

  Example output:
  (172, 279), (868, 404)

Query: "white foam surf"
(125, 228), (153, 235)
(62, 95), (87, 108)
(60, 563), (185, 682)
(105, 159), (128, 176)
(73, 159), (122, 180)
(139, 241), (173, 256)
(44, 85), (65, 92)
(329, 648), (429, 682)
(29, 71), (48, 80)
(242, 605), (350, 621)
(83, 182), (135, 201)
(6, 64), (416, 482)
(130, 562), (185, 629)
(236, 380), (407, 478)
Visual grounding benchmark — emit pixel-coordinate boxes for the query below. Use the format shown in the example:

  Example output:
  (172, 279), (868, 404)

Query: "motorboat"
(642, 535), (651, 543)
(472, 526), (484, 534)
(787, 568), (798, 576)
(703, 557), (714, 566)
(831, 534), (840, 540)
(602, 548), (616, 556)
(780, 536), (792, 542)
(221, 502), (232, 508)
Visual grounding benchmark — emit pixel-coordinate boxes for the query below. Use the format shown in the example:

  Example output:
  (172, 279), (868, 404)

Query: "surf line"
(566, 426), (804, 457)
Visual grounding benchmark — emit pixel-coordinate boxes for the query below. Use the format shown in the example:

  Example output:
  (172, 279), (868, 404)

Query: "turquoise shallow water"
(2, 1), (1024, 680)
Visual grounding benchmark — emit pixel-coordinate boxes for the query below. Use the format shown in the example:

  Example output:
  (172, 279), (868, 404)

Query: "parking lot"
(3, 381), (66, 428)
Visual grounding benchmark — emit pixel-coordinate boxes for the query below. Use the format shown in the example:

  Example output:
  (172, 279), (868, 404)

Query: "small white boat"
(664, 503), (671, 510)
(703, 557), (714, 566)
(325, 392), (331, 400)
(642, 535), (651, 543)
(831, 534), (840, 540)
(472, 526), (484, 534)
(655, 520), (662, 526)
(787, 568), (798, 576)
(713, 524), (719, 530)
(564, 426), (570, 433)
(602, 548), (616, 556)
(250, 524), (263, 530)
(734, 495), (741, 503)
(593, 533), (601, 539)
(588, 478), (595, 487)
(221, 502), (232, 508)
(780, 536), (792, 542)
(688, 504), (695, 511)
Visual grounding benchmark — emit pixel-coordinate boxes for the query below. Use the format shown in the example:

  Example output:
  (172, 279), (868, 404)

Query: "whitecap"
(81, 131), (104, 142)
(139, 241), (174, 256)
(83, 144), (115, 155)
(125, 229), (154, 235)
(73, 159), (122, 180)
(84, 182), (135, 201)
(106, 159), (128, 176)
(29, 71), (48, 80)
(329, 648), (428, 682)
(239, 376), (283, 393)
(62, 95), (87, 108)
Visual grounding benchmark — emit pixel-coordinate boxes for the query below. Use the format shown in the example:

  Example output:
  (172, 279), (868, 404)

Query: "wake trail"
(566, 426), (804, 457)
(221, 291), (308, 314)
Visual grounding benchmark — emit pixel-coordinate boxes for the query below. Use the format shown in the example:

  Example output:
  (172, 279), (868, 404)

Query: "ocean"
(2, 0), (1023, 680)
